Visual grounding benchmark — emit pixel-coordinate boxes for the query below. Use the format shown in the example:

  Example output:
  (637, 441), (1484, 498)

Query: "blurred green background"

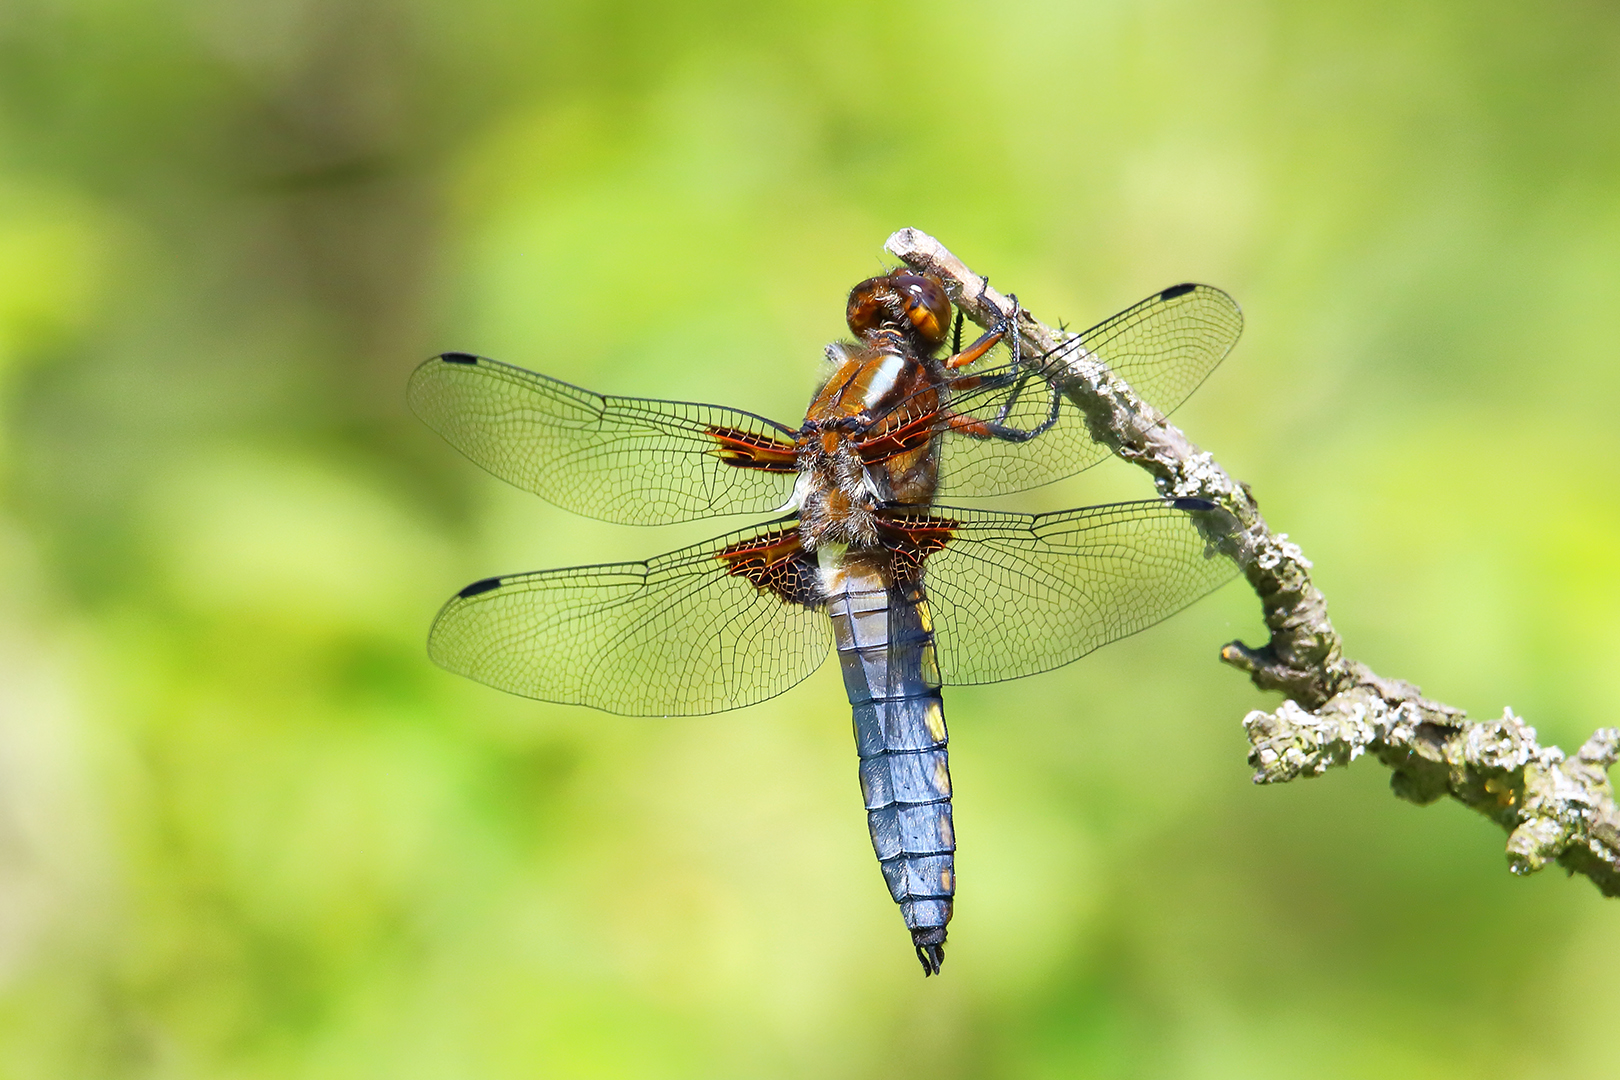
(1, 0), (1617, 1076)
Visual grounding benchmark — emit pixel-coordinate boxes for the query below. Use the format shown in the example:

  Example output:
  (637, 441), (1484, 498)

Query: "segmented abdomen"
(823, 555), (955, 975)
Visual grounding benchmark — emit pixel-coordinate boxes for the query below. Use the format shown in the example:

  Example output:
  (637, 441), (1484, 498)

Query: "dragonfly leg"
(941, 375), (1061, 443)
(943, 292), (1020, 372)
(942, 324), (1004, 370)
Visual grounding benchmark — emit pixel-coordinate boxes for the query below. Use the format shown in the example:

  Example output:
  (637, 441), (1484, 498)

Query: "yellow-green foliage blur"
(0, 0), (1617, 1076)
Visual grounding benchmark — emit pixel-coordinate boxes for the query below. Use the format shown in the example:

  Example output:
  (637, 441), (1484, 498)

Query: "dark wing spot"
(715, 526), (821, 608)
(875, 513), (959, 579)
(1168, 497), (1217, 512)
(1159, 283), (1196, 300)
(457, 576), (502, 598)
(440, 352), (479, 365)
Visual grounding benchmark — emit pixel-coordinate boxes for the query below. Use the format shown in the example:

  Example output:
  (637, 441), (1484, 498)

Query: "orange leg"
(943, 326), (1004, 370)
(941, 399), (1057, 444)
(942, 411), (998, 438)
(944, 291), (1024, 370)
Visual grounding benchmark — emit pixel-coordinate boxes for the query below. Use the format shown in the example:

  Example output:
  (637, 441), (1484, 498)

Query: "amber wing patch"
(855, 411), (940, 465)
(716, 526), (822, 607)
(706, 425), (798, 472)
(876, 513), (960, 579)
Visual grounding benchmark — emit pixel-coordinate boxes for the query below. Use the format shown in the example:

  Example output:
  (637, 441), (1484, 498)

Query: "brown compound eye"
(846, 271), (953, 349)
(895, 272), (950, 349)
(846, 276), (891, 338)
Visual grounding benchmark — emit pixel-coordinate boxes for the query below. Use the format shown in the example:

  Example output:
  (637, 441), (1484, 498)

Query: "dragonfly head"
(846, 270), (951, 354)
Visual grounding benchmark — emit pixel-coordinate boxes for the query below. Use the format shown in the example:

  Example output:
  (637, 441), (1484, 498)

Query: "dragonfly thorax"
(793, 426), (885, 550)
(796, 336), (952, 549)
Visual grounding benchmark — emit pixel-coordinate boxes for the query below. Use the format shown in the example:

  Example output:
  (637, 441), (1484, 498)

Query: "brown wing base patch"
(706, 426), (799, 471)
(876, 513), (959, 579)
(716, 527), (822, 607)
(855, 410), (938, 465)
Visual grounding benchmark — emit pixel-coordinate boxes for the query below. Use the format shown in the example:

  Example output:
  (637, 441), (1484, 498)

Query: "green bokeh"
(1, 0), (1617, 1076)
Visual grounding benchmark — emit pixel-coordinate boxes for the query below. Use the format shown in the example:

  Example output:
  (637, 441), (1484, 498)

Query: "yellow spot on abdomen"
(924, 700), (946, 744)
(914, 599), (933, 633)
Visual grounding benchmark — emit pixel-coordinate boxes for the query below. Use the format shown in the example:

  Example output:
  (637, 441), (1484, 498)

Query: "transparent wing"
(900, 283), (1241, 498)
(910, 499), (1236, 685)
(409, 353), (800, 525)
(427, 522), (830, 716)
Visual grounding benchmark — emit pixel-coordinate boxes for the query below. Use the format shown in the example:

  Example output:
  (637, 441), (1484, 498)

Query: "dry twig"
(886, 227), (1620, 896)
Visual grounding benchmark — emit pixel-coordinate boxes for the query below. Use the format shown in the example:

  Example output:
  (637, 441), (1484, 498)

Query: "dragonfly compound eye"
(845, 270), (952, 351)
(897, 272), (950, 349)
(845, 276), (893, 337)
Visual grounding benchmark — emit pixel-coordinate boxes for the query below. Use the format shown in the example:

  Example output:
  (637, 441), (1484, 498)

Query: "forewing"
(409, 353), (799, 525)
(909, 499), (1236, 684)
(428, 523), (830, 715)
(932, 283), (1243, 498)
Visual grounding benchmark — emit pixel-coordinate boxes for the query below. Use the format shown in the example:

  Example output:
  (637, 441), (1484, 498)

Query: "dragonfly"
(408, 269), (1243, 975)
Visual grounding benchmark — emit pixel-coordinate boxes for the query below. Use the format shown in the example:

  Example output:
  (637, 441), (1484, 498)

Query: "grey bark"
(885, 227), (1620, 897)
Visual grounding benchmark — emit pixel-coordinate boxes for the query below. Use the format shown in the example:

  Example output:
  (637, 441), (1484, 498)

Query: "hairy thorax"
(795, 338), (945, 551)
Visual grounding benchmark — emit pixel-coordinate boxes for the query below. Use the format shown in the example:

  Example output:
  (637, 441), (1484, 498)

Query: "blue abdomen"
(824, 561), (955, 975)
